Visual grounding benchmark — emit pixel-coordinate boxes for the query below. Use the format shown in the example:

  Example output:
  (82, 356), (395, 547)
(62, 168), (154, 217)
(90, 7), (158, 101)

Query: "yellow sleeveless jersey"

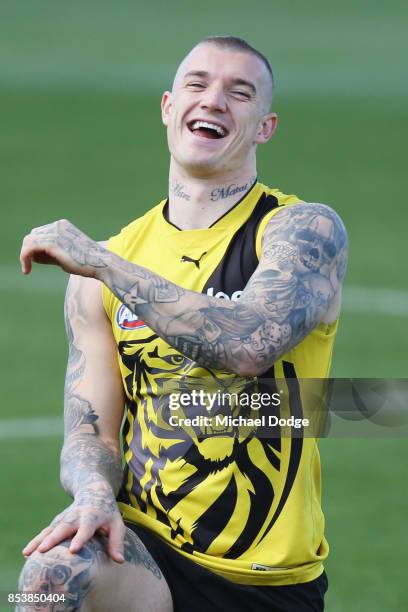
(102, 182), (338, 586)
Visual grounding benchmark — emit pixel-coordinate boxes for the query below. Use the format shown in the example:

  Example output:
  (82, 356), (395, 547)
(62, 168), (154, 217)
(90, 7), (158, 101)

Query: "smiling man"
(18, 37), (347, 612)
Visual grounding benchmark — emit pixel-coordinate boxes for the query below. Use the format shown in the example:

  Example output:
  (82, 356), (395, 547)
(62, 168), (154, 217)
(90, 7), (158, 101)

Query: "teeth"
(191, 121), (226, 137)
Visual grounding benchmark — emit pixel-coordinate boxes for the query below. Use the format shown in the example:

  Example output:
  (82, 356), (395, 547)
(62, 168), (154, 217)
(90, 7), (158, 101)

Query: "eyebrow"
(183, 71), (257, 95)
(230, 78), (257, 96)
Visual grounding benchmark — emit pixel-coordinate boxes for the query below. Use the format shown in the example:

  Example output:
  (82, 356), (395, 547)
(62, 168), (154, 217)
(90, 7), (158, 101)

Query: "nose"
(199, 84), (227, 113)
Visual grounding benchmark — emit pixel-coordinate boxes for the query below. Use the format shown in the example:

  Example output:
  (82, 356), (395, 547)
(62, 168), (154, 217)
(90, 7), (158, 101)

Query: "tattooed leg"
(17, 530), (172, 612)
(17, 538), (105, 612)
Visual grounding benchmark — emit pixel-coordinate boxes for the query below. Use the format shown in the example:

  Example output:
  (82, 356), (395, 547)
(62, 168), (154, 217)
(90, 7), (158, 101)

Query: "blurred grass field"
(1, 1), (407, 610)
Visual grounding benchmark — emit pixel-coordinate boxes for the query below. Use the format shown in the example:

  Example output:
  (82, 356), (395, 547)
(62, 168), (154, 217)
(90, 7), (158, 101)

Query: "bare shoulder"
(264, 202), (347, 248)
(253, 201), (348, 324)
(261, 202), (348, 280)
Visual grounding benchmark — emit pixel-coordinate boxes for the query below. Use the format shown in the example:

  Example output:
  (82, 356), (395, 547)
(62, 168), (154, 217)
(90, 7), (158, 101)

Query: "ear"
(161, 91), (173, 126)
(254, 113), (278, 144)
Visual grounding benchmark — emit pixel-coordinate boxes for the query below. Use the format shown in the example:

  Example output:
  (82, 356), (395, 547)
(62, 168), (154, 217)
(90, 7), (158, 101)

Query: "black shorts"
(125, 522), (328, 612)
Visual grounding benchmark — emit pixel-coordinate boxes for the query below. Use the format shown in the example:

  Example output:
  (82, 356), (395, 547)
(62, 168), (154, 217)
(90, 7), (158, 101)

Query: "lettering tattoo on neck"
(210, 177), (256, 202)
(170, 180), (191, 201)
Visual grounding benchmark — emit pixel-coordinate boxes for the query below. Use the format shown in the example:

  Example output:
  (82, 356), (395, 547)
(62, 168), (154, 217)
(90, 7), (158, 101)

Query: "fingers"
(22, 525), (54, 557)
(69, 522), (98, 555)
(106, 516), (125, 563)
(31, 223), (55, 235)
(68, 516), (125, 563)
(97, 526), (109, 537)
(19, 221), (61, 275)
(22, 516), (77, 557)
(22, 508), (125, 563)
(36, 522), (77, 554)
(20, 234), (52, 274)
(20, 235), (33, 275)
(19, 219), (99, 279)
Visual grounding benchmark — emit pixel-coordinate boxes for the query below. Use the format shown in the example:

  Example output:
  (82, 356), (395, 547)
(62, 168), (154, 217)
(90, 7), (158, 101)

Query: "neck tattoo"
(210, 177), (256, 202)
(170, 180), (191, 201)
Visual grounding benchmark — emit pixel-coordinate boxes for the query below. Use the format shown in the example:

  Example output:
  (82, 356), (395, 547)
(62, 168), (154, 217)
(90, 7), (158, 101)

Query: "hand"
(22, 486), (125, 563)
(20, 219), (109, 278)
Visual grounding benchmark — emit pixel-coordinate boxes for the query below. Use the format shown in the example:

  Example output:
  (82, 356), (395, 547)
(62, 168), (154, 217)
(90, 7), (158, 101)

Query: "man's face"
(161, 44), (277, 177)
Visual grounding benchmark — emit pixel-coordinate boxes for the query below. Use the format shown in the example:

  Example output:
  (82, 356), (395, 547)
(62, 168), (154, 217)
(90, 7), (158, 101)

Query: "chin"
(178, 155), (225, 178)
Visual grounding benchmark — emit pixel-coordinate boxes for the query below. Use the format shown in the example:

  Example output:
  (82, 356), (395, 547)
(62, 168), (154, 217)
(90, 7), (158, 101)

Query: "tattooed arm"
(20, 203), (347, 376)
(22, 275), (127, 562)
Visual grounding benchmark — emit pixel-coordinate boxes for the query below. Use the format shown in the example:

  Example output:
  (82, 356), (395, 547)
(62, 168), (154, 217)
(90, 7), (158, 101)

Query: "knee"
(18, 538), (107, 608)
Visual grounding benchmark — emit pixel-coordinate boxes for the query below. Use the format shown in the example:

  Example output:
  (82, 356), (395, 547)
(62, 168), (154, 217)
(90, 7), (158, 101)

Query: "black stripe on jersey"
(258, 361), (304, 544)
(224, 441), (275, 559)
(202, 192), (279, 296)
(191, 474), (238, 553)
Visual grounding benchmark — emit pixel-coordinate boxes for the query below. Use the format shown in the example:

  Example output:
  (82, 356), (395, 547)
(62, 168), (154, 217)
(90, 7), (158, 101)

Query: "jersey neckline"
(161, 179), (260, 232)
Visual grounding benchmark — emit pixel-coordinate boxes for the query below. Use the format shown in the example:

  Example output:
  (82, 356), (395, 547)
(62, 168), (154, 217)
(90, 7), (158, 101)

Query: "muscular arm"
(20, 203), (348, 377)
(22, 275), (127, 562)
(60, 275), (124, 498)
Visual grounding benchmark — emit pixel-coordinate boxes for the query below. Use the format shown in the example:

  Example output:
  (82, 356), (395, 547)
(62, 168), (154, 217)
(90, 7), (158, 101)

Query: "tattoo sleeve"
(61, 279), (123, 498)
(94, 203), (347, 376)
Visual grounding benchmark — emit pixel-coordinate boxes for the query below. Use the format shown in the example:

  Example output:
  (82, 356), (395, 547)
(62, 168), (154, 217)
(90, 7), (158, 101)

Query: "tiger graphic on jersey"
(117, 332), (302, 558)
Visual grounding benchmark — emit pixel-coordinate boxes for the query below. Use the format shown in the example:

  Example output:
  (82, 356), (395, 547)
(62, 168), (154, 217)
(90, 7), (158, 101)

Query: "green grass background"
(1, 1), (407, 610)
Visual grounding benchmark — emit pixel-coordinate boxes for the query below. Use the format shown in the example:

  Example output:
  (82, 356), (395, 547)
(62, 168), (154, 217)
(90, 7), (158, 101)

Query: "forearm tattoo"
(52, 205), (347, 376)
(60, 433), (123, 498)
(32, 221), (108, 270)
(62, 280), (122, 497)
(101, 203), (347, 374)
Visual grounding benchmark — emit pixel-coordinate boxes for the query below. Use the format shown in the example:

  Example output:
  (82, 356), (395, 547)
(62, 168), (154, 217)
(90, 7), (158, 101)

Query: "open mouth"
(188, 120), (228, 139)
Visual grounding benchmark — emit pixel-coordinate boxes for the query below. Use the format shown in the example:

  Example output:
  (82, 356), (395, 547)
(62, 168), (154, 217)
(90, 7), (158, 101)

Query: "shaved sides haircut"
(177, 36), (274, 110)
(200, 36), (274, 92)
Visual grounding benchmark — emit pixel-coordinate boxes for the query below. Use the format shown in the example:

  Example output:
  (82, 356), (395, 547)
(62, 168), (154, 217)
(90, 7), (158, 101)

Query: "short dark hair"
(198, 35), (274, 93)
